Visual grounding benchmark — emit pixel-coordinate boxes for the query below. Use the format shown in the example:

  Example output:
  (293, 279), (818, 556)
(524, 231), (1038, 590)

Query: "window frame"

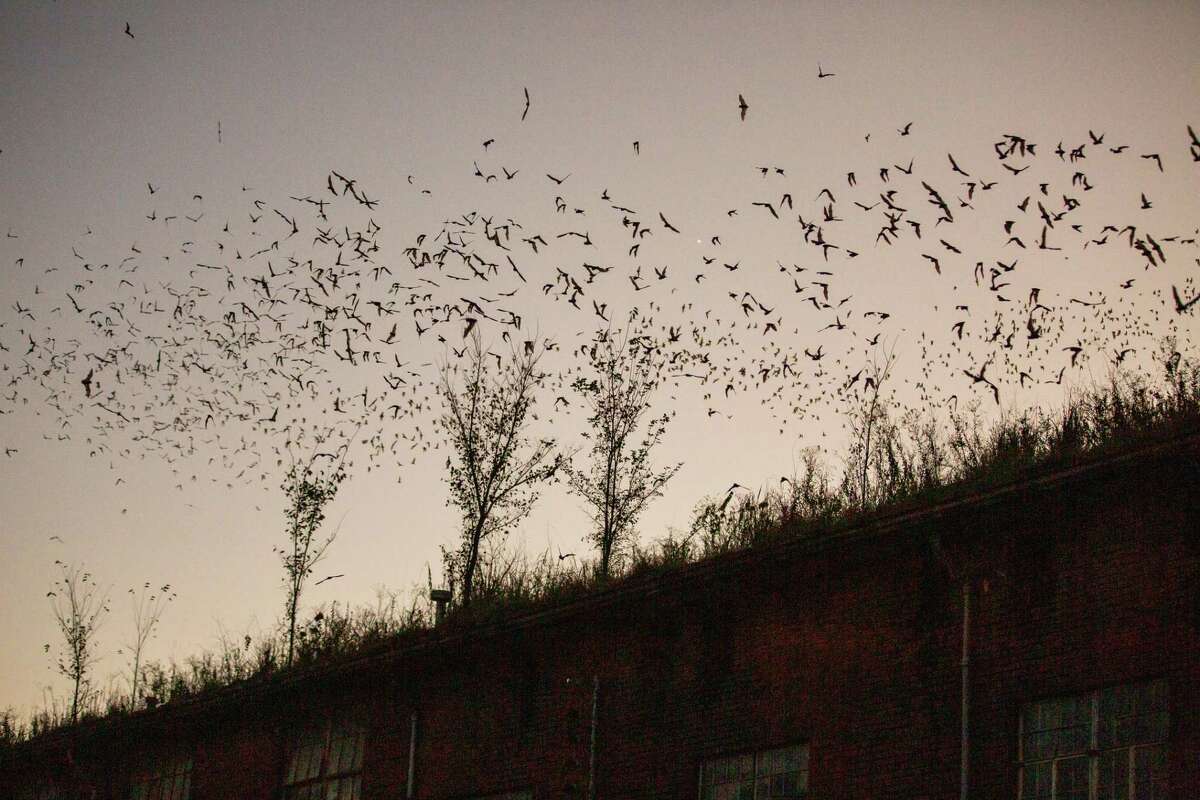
(127, 749), (193, 800)
(698, 742), (810, 800)
(281, 708), (368, 800)
(1016, 679), (1168, 800)
(17, 781), (60, 800)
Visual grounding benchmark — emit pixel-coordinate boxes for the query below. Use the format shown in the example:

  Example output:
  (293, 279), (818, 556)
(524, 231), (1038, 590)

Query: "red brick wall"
(3, 443), (1197, 800)
(964, 468), (1199, 799)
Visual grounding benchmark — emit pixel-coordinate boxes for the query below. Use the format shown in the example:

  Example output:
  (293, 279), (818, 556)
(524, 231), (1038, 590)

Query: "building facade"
(3, 432), (1197, 799)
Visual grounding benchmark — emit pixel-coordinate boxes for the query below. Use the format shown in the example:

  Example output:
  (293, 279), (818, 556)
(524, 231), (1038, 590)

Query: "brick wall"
(3, 437), (1197, 799)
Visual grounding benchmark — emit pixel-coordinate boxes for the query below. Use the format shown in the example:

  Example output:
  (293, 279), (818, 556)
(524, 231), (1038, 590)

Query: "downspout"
(588, 675), (599, 800)
(407, 712), (418, 799)
(959, 580), (970, 800)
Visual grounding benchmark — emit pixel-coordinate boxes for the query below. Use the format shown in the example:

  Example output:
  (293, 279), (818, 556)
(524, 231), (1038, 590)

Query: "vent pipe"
(430, 588), (452, 625)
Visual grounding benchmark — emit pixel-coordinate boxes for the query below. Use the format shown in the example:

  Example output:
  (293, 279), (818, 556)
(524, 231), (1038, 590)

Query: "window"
(129, 752), (192, 800)
(16, 782), (59, 800)
(283, 711), (366, 800)
(700, 744), (808, 800)
(1019, 680), (1168, 800)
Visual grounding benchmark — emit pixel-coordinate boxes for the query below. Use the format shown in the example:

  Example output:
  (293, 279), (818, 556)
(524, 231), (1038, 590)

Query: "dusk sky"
(1, 1), (1198, 717)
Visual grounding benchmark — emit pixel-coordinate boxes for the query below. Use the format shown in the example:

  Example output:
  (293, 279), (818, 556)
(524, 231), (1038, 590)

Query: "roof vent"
(430, 588), (452, 625)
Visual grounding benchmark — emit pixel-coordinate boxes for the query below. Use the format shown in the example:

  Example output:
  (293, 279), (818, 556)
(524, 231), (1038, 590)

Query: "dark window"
(283, 711), (366, 800)
(1019, 680), (1168, 800)
(17, 782), (60, 800)
(700, 744), (809, 800)
(128, 752), (192, 800)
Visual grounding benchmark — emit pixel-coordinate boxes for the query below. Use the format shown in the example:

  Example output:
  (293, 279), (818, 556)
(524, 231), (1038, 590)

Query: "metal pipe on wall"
(588, 675), (599, 800)
(960, 580), (971, 800)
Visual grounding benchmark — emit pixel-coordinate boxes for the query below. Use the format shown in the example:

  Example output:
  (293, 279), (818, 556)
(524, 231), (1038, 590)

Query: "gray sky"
(1, 1), (1198, 716)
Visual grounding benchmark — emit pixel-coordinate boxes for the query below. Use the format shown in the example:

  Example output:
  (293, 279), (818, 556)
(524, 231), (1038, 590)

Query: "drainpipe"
(588, 675), (599, 800)
(959, 580), (970, 800)
(407, 712), (418, 799)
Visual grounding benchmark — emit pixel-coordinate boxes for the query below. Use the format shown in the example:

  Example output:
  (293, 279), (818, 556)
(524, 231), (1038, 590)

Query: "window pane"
(1022, 704), (1041, 738)
(1132, 745), (1167, 800)
(1063, 722), (1091, 756)
(295, 737), (313, 780)
(1055, 756), (1090, 800)
(327, 733), (345, 775)
(1098, 748), (1130, 800)
(1023, 731), (1047, 762)
(761, 746), (798, 775)
(1100, 681), (1169, 748)
(771, 772), (795, 796)
(130, 753), (191, 800)
(350, 730), (366, 771)
(288, 740), (320, 783)
(1022, 761), (1052, 800)
(306, 741), (325, 779)
(1064, 695), (1091, 727)
(1023, 696), (1089, 759)
(329, 776), (354, 800)
(330, 727), (364, 773)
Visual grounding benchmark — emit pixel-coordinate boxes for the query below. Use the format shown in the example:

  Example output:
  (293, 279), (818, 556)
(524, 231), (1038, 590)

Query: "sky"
(1, 1), (1198, 717)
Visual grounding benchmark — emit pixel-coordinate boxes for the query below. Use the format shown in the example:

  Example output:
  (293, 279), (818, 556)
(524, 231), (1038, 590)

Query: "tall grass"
(681, 349), (1199, 557)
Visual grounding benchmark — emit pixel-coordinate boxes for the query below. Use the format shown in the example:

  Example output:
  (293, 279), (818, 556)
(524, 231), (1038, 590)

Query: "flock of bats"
(1, 86), (1198, 504)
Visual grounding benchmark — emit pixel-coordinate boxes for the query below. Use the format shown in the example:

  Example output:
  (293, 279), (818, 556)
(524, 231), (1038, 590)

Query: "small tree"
(121, 582), (175, 709)
(45, 561), (110, 724)
(843, 346), (897, 509)
(438, 333), (562, 607)
(277, 443), (348, 666)
(566, 330), (681, 578)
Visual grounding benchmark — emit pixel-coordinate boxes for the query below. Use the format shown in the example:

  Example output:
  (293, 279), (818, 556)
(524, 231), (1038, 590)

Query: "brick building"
(2, 431), (1197, 799)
